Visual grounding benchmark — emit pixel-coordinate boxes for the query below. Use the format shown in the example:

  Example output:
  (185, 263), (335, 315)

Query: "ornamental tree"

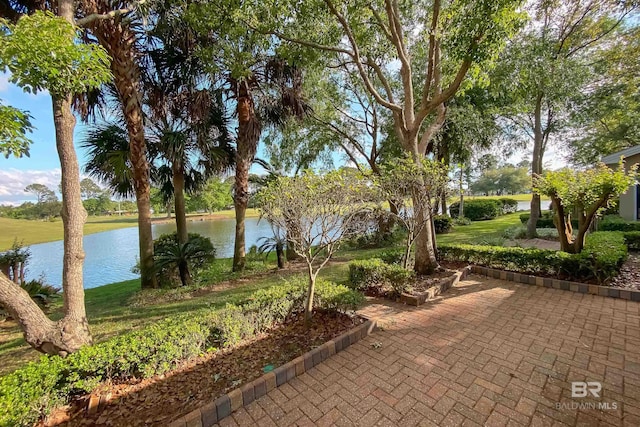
(258, 170), (375, 323)
(244, 0), (523, 274)
(0, 10), (110, 355)
(375, 157), (449, 269)
(533, 161), (638, 254)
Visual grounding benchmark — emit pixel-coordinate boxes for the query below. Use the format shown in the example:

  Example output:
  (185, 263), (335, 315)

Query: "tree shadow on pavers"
(355, 274), (639, 426)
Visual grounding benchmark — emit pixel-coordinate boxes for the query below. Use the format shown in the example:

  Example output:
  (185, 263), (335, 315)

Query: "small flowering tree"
(258, 169), (375, 323)
(533, 161), (638, 253)
(375, 158), (449, 270)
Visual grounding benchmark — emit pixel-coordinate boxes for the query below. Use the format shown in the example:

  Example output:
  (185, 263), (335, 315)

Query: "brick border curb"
(471, 265), (640, 301)
(167, 318), (377, 427)
(399, 266), (472, 306)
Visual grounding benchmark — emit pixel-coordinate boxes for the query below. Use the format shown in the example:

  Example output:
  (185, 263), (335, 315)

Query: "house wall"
(613, 153), (640, 221)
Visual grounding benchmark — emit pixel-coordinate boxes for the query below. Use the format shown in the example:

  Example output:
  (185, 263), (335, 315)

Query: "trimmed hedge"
(450, 199), (502, 221)
(0, 278), (363, 427)
(623, 231), (640, 251)
(348, 258), (415, 296)
(433, 215), (453, 234)
(599, 216), (640, 232)
(439, 232), (627, 284)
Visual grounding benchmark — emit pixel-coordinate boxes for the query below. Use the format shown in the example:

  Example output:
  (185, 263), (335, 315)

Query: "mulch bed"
(408, 270), (455, 294)
(608, 253), (640, 290)
(44, 310), (363, 427)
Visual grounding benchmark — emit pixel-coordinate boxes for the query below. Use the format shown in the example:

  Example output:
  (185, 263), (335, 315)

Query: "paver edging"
(399, 266), (472, 306)
(470, 265), (640, 301)
(167, 317), (378, 427)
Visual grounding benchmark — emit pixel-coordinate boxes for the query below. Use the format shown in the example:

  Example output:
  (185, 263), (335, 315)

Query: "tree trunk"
(88, 18), (157, 289)
(178, 260), (191, 287)
(441, 191), (448, 217)
(173, 166), (188, 245)
(553, 197), (575, 253)
(304, 265), (316, 326)
(232, 80), (262, 272)
(276, 244), (285, 269)
(413, 194), (439, 275)
(166, 201), (172, 218)
(286, 238), (300, 262)
(459, 166), (465, 218)
(527, 94), (544, 239)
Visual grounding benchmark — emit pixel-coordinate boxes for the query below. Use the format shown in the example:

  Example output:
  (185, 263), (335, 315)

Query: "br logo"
(571, 381), (601, 398)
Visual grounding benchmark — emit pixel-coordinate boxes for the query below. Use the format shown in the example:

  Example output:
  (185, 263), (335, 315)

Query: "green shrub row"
(623, 231), (640, 251)
(0, 278), (363, 427)
(438, 232), (627, 284)
(348, 258), (415, 296)
(519, 212), (579, 229)
(433, 215), (453, 234)
(450, 198), (517, 221)
(599, 216), (640, 232)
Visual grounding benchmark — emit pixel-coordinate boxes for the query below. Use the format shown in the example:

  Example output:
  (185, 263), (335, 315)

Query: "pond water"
(24, 199), (546, 290)
(25, 217), (273, 289)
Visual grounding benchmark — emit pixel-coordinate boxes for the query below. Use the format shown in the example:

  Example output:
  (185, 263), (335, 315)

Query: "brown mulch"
(608, 253), (640, 290)
(408, 270), (456, 294)
(44, 311), (363, 427)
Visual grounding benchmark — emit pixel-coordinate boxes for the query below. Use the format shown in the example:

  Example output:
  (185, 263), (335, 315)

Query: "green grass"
(437, 213), (523, 245)
(0, 208), (260, 251)
(0, 211), (521, 375)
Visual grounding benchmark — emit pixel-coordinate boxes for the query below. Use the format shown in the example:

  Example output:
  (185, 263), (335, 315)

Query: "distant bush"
(453, 216), (472, 226)
(433, 215), (453, 234)
(599, 216), (640, 232)
(450, 200), (502, 221)
(439, 231), (627, 284)
(0, 278), (363, 427)
(623, 232), (640, 251)
(499, 198), (518, 214)
(520, 212), (579, 229)
(348, 258), (415, 296)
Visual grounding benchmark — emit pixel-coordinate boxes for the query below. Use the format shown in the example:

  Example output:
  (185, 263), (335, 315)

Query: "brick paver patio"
(216, 275), (640, 426)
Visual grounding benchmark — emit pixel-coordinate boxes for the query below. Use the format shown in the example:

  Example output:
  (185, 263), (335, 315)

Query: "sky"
(1, 72), (567, 205)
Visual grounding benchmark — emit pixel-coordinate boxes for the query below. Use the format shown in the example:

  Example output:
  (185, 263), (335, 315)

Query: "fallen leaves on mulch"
(408, 270), (455, 294)
(44, 311), (362, 427)
(608, 254), (640, 290)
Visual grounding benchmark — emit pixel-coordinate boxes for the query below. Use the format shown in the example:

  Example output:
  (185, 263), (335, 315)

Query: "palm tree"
(230, 59), (309, 272)
(155, 236), (215, 287)
(257, 222), (287, 269)
(78, 0), (157, 288)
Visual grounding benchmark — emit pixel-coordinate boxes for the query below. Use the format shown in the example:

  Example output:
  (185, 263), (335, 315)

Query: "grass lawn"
(461, 193), (534, 202)
(0, 208), (260, 251)
(0, 211), (523, 375)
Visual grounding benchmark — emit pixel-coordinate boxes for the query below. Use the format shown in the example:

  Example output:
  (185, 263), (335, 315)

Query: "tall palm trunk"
(232, 80), (261, 272)
(87, 16), (157, 288)
(172, 163), (189, 245)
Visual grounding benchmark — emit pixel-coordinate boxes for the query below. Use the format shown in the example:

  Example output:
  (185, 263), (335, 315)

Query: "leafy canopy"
(0, 103), (33, 158)
(533, 161), (638, 215)
(0, 11), (111, 96)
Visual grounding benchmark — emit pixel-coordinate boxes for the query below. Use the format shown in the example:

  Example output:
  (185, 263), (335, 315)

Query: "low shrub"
(450, 200), (502, 221)
(599, 216), (640, 232)
(153, 233), (216, 287)
(453, 216), (472, 226)
(348, 258), (415, 296)
(439, 231), (627, 284)
(0, 279), (362, 427)
(624, 231), (640, 251)
(433, 215), (453, 234)
(378, 249), (405, 265)
(499, 198), (518, 214)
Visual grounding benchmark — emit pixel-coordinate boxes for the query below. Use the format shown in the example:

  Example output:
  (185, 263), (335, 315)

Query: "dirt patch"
(608, 253), (640, 290)
(408, 270), (455, 294)
(44, 311), (362, 427)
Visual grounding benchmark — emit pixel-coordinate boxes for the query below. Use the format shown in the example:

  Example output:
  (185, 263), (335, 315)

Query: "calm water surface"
(25, 199), (545, 289)
(25, 217), (272, 289)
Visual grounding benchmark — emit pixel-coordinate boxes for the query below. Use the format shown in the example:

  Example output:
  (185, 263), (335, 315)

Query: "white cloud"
(0, 168), (61, 204)
(0, 75), (8, 93)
